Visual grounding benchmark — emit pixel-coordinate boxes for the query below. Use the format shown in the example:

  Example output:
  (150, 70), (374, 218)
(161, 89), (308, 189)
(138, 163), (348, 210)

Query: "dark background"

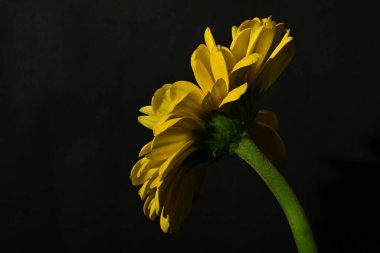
(1, 0), (379, 252)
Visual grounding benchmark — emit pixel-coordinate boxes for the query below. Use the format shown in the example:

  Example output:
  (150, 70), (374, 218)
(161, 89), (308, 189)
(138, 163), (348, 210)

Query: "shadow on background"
(317, 134), (380, 252)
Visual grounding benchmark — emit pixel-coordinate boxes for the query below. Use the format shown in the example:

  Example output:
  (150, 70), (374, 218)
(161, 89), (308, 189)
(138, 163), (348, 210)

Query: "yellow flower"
(131, 81), (212, 233)
(230, 16), (295, 92)
(131, 17), (294, 233)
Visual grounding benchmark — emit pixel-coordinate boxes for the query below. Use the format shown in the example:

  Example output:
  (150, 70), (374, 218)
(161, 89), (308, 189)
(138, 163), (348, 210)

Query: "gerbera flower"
(131, 17), (295, 233)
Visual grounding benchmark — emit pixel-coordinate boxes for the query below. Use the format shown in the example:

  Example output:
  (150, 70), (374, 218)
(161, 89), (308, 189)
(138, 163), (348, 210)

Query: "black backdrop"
(1, 0), (379, 252)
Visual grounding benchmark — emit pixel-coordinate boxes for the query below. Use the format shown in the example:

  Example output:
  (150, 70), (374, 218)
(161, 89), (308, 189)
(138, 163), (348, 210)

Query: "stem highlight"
(235, 133), (318, 253)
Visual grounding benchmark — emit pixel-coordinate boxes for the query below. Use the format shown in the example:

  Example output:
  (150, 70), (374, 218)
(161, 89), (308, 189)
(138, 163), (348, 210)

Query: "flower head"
(193, 16), (295, 96)
(131, 17), (294, 233)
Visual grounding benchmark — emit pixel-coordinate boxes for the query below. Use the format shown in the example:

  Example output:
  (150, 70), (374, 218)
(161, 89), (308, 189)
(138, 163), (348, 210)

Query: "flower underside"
(131, 16), (294, 233)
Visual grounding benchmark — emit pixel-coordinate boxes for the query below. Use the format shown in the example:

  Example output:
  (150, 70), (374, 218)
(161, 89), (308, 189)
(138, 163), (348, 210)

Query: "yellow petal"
(265, 23), (286, 56)
(152, 86), (177, 116)
(153, 117), (180, 136)
(191, 44), (211, 75)
(159, 92), (178, 115)
(229, 54), (260, 89)
(149, 117), (200, 161)
(253, 25), (277, 66)
(139, 169), (160, 200)
(210, 46), (229, 88)
(201, 91), (216, 112)
(154, 189), (160, 215)
(173, 96), (205, 119)
(148, 197), (157, 220)
(130, 158), (144, 180)
(266, 30), (293, 60)
(219, 83), (247, 107)
(255, 110), (279, 130)
(170, 82), (195, 104)
(263, 16), (275, 27)
(153, 117), (203, 136)
(143, 194), (155, 216)
(172, 81), (204, 102)
(139, 182), (149, 200)
(160, 209), (170, 233)
(249, 17), (263, 32)
(152, 84), (172, 113)
(193, 58), (215, 94)
(138, 115), (158, 129)
(174, 117), (204, 131)
(231, 53), (260, 73)
(136, 159), (160, 178)
(231, 26), (238, 40)
(236, 19), (254, 33)
(230, 28), (251, 61)
(139, 141), (152, 157)
(139, 106), (153, 115)
(170, 174), (194, 232)
(173, 94), (205, 118)
(246, 25), (264, 55)
(132, 166), (156, 186)
(151, 114), (172, 136)
(131, 158), (160, 186)
(211, 78), (228, 104)
(147, 129), (192, 161)
(191, 45), (214, 94)
(158, 140), (196, 177)
(257, 42), (295, 92)
(250, 121), (286, 164)
(204, 27), (216, 52)
(202, 78), (228, 110)
(219, 46), (236, 74)
(149, 174), (161, 189)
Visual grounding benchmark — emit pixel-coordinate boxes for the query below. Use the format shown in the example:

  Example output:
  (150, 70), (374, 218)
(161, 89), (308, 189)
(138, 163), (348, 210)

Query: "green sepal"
(204, 113), (246, 157)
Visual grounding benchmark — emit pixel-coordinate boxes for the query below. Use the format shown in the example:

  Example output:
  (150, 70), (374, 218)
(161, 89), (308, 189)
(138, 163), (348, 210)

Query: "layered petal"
(132, 17), (294, 234)
(229, 17), (295, 92)
(250, 110), (286, 164)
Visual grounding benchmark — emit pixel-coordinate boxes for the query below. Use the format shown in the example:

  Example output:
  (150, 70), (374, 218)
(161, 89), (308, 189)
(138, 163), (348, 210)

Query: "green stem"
(234, 133), (318, 253)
